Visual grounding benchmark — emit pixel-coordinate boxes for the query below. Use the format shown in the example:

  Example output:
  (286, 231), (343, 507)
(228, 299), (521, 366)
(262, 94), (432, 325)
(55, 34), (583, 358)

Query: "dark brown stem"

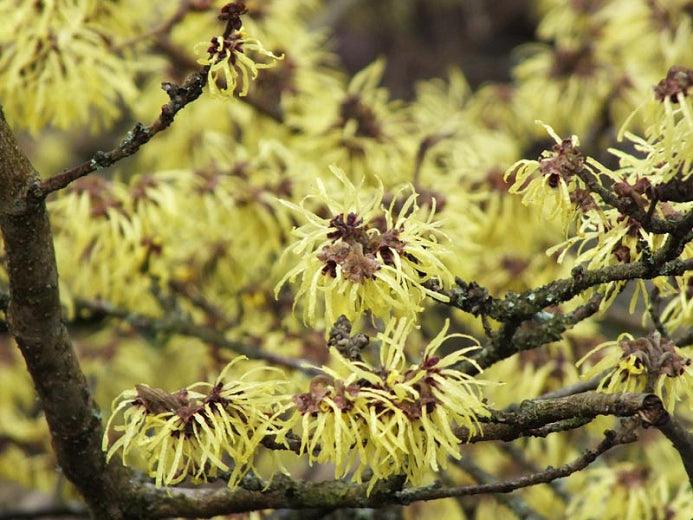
(39, 69), (208, 196)
(647, 286), (668, 337)
(453, 458), (546, 520)
(677, 330), (693, 347)
(412, 131), (455, 189)
(575, 168), (692, 235)
(655, 176), (693, 203)
(0, 111), (129, 518)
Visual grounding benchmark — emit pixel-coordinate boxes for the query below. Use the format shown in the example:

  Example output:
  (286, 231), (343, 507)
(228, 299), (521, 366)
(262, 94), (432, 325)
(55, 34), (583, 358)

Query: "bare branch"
(464, 293), (602, 372)
(39, 69), (208, 196)
(457, 391), (665, 443)
(497, 443), (570, 502)
(398, 427), (637, 503)
(444, 257), (692, 324)
(536, 374), (602, 400)
(0, 109), (129, 518)
(453, 458), (546, 520)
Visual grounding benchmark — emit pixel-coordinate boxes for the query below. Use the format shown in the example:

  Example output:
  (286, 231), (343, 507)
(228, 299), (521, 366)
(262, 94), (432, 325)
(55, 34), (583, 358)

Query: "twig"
(399, 427), (637, 503)
(575, 168), (692, 235)
(39, 69), (208, 196)
(0, 291), (315, 375)
(498, 443), (570, 502)
(444, 257), (692, 325)
(647, 286), (668, 337)
(412, 131), (455, 189)
(462, 293), (603, 372)
(655, 176), (693, 203)
(456, 391), (665, 443)
(169, 280), (237, 329)
(677, 329), (693, 347)
(453, 458), (546, 520)
(0, 433), (44, 455)
(601, 306), (649, 335)
(259, 393), (661, 458)
(309, 0), (363, 29)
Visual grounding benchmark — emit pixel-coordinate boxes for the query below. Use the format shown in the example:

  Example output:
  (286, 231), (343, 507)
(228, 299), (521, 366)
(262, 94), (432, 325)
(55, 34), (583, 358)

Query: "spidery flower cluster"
(289, 318), (490, 490)
(0, 0), (139, 132)
(504, 65), (693, 313)
(276, 166), (453, 326)
(577, 332), (692, 411)
(506, 122), (586, 222)
(103, 358), (290, 487)
(195, 1), (282, 97)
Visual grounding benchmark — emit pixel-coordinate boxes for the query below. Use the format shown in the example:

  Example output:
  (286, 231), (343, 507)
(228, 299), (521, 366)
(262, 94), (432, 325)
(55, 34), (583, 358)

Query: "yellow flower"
(289, 318), (490, 490)
(616, 66), (693, 183)
(103, 358), (290, 487)
(289, 59), (414, 183)
(661, 273), (693, 333)
(576, 332), (692, 411)
(547, 207), (670, 310)
(505, 122), (586, 223)
(511, 43), (614, 139)
(196, 32), (282, 97)
(275, 166), (454, 326)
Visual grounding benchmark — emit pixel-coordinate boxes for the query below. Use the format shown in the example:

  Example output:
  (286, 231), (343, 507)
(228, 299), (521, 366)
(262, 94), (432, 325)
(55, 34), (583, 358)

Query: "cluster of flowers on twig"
(276, 166), (453, 326)
(504, 65), (692, 313)
(505, 122), (586, 222)
(577, 332), (692, 411)
(2, 0), (689, 515)
(103, 358), (290, 487)
(103, 319), (490, 490)
(288, 318), (490, 490)
(195, 2), (282, 97)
